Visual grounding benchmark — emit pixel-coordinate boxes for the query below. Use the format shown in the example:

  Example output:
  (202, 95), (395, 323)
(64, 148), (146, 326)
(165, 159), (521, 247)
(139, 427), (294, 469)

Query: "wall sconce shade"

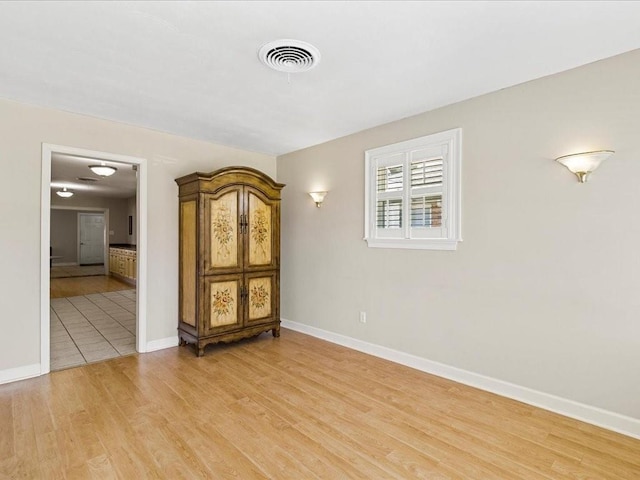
(309, 191), (327, 207)
(56, 187), (74, 198)
(89, 162), (117, 177)
(555, 150), (613, 183)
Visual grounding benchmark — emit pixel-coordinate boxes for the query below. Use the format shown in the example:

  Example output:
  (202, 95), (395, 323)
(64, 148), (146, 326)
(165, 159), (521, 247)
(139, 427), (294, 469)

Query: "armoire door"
(245, 271), (278, 326)
(203, 186), (244, 275)
(202, 274), (243, 337)
(244, 187), (279, 271)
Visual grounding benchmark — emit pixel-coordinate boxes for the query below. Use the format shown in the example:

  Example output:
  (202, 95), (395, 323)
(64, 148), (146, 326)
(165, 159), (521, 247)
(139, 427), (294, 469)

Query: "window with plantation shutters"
(364, 128), (462, 250)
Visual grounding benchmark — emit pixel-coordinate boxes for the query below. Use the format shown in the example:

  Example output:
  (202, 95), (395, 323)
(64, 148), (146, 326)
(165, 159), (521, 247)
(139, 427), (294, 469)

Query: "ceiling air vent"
(77, 177), (99, 182)
(258, 39), (321, 73)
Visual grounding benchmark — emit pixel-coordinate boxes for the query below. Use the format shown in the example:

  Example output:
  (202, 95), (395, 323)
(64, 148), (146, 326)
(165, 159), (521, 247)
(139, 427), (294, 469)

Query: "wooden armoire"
(175, 166), (285, 356)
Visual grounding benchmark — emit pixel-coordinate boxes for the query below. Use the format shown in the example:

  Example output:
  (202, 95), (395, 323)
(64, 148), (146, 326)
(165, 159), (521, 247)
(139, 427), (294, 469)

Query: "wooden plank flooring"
(1, 329), (638, 479)
(50, 275), (133, 298)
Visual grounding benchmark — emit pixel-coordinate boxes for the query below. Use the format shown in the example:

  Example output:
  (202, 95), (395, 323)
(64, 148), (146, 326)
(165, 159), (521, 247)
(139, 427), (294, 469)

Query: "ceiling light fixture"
(89, 162), (117, 177)
(555, 150), (613, 183)
(56, 187), (74, 198)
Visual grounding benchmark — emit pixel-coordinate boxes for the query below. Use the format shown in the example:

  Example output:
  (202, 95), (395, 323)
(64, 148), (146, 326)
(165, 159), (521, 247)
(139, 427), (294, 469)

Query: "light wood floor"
(50, 275), (133, 298)
(1, 330), (638, 479)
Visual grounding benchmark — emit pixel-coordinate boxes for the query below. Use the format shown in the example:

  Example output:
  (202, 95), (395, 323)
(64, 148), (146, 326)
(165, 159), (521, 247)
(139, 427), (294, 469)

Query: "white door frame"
(77, 212), (107, 266)
(41, 144), (148, 374)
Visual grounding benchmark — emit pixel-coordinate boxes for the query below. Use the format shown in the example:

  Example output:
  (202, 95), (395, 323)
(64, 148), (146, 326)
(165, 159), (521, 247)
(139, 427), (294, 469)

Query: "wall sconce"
(555, 150), (614, 183)
(308, 191), (327, 207)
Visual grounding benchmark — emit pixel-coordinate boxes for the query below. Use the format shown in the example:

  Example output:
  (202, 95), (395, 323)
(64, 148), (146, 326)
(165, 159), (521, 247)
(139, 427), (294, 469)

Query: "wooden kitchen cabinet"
(109, 247), (136, 285)
(175, 166), (284, 356)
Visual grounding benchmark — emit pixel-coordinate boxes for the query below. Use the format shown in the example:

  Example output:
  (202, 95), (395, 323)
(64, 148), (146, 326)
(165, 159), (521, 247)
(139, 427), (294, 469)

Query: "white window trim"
(364, 128), (462, 250)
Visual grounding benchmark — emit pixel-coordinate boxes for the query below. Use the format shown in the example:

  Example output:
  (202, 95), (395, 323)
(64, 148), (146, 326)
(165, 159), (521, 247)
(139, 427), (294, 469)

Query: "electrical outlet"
(359, 311), (367, 324)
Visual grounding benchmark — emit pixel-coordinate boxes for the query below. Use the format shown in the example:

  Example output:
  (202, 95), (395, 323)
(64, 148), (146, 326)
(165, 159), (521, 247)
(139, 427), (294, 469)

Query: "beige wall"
(50, 195), (130, 264)
(0, 97), (275, 372)
(50, 209), (77, 264)
(277, 49), (640, 420)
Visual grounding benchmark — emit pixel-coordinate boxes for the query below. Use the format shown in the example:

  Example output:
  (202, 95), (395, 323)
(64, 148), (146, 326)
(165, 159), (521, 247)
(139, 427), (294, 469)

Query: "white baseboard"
(51, 262), (77, 267)
(281, 319), (640, 440)
(146, 336), (179, 352)
(0, 363), (41, 385)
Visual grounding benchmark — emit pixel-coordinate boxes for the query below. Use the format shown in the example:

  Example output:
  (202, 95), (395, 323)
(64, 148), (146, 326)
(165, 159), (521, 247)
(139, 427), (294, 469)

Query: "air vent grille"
(258, 39), (320, 73)
(77, 177), (99, 182)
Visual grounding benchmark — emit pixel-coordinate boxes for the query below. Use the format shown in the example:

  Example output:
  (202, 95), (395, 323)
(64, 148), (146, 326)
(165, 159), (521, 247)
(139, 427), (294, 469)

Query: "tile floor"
(50, 289), (137, 371)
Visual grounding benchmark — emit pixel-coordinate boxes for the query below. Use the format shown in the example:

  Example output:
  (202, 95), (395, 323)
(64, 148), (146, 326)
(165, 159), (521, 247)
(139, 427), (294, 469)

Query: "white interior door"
(79, 213), (105, 265)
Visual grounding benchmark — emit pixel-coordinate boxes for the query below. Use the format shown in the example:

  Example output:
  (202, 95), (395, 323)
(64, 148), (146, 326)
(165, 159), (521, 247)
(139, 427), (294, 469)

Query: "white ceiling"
(2, 1), (640, 156)
(51, 154), (137, 199)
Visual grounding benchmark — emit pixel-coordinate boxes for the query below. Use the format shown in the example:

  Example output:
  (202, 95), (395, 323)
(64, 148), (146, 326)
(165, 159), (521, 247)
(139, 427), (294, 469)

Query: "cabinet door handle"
(240, 285), (247, 304)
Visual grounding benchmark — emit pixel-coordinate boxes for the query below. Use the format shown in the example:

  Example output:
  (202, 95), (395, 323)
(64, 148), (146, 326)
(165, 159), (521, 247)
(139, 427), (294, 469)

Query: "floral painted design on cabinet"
(248, 277), (272, 320)
(248, 193), (272, 266)
(210, 192), (238, 268)
(209, 281), (238, 327)
(251, 210), (269, 247)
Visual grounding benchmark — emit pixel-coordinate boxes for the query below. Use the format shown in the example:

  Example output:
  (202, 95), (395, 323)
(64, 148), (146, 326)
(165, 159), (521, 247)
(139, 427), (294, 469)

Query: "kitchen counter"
(109, 244), (137, 251)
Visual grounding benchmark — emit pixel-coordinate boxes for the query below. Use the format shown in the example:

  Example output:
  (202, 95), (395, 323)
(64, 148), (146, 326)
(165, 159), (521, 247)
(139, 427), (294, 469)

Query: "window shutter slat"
(376, 199), (402, 228)
(377, 164), (403, 192)
(376, 162), (404, 229)
(411, 158), (443, 188)
(410, 194), (442, 227)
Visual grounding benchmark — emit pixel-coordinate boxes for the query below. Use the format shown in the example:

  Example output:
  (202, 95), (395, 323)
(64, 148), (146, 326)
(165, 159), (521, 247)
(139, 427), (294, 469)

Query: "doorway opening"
(41, 144), (147, 374)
